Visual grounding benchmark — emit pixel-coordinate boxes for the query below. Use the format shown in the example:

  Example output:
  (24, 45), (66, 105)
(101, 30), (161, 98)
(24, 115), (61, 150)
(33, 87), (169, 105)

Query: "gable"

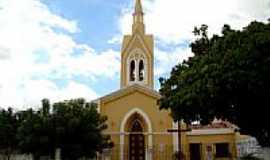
(104, 91), (157, 107)
(122, 33), (153, 60)
(99, 84), (172, 134)
(98, 84), (161, 105)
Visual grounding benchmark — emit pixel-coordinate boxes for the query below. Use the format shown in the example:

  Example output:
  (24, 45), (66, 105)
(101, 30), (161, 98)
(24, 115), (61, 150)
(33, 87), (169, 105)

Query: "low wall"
(0, 154), (32, 160)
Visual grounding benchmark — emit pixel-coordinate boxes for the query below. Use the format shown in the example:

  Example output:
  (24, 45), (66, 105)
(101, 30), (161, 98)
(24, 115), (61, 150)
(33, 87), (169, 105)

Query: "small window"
(215, 143), (230, 158)
(130, 60), (135, 81)
(139, 60), (144, 81)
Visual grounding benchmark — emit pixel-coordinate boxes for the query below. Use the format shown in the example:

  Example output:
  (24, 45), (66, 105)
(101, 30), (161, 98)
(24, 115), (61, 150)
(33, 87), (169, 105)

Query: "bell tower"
(120, 0), (154, 89)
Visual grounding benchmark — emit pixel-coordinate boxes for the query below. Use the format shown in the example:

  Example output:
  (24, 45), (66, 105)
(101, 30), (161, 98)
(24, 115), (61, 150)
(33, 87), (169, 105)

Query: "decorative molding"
(121, 32), (154, 89)
(122, 33), (153, 60)
(120, 108), (153, 160)
(98, 84), (161, 104)
(126, 48), (148, 86)
(187, 128), (234, 136)
(103, 131), (171, 135)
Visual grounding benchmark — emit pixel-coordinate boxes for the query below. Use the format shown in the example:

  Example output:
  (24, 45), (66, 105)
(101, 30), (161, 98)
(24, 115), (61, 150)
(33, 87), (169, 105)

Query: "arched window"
(139, 60), (144, 81)
(130, 60), (135, 81)
(131, 119), (143, 132)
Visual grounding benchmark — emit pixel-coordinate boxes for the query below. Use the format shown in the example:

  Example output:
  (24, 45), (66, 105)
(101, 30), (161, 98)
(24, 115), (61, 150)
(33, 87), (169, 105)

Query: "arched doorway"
(120, 108), (153, 160)
(129, 119), (145, 160)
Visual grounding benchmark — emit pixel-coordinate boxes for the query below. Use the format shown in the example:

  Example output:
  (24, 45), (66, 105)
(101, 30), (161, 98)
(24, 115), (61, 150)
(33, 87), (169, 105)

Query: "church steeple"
(120, 0), (154, 89)
(132, 0), (145, 34)
(135, 0), (143, 14)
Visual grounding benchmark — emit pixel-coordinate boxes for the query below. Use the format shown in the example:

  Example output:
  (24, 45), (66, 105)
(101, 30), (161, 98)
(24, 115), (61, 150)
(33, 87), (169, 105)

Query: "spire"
(132, 0), (145, 34)
(135, 0), (143, 14)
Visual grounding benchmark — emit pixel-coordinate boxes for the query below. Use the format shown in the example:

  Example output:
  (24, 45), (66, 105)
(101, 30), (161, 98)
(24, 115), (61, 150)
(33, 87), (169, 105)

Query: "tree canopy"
(0, 108), (19, 160)
(17, 107), (55, 159)
(51, 99), (113, 160)
(159, 21), (270, 146)
(0, 98), (112, 160)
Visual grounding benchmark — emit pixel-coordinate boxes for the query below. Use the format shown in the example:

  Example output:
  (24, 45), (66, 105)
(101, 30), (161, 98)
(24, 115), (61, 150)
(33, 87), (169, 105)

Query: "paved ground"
(260, 147), (270, 159)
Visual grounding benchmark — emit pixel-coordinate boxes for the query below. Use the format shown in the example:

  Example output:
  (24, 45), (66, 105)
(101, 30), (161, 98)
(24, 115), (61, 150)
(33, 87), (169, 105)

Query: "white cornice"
(187, 128), (235, 136)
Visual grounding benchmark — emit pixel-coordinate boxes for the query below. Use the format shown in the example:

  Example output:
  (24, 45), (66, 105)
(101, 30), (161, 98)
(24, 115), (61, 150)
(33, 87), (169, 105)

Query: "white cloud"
(0, 46), (10, 59)
(58, 47), (120, 80)
(117, 0), (270, 44)
(0, 0), (120, 108)
(113, 0), (270, 85)
(107, 35), (122, 44)
(0, 79), (98, 109)
(1, 0), (268, 108)
(155, 47), (193, 76)
(237, 0), (270, 20)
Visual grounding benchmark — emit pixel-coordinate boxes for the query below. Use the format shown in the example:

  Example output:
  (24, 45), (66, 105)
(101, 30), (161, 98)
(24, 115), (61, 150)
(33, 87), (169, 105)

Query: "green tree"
(17, 106), (54, 160)
(0, 108), (19, 160)
(52, 99), (113, 160)
(17, 98), (113, 160)
(159, 21), (270, 146)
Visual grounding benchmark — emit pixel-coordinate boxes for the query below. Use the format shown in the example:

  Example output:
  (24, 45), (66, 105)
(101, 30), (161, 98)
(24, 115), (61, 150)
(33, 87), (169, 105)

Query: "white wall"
(0, 154), (33, 160)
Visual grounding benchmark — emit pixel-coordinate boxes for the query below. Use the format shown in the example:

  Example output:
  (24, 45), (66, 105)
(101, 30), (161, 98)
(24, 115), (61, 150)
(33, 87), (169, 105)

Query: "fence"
(99, 144), (176, 160)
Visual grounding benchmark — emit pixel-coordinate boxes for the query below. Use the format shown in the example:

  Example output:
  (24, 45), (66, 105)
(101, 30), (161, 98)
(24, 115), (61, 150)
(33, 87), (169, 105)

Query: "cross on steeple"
(132, 0), (145, 34)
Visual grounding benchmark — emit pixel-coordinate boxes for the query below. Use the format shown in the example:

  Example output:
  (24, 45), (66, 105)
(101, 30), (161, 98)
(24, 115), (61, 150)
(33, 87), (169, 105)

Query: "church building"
(95, 0), (241, 160)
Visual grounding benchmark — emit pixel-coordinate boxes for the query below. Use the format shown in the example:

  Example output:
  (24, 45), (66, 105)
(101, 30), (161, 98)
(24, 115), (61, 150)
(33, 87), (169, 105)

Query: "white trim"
(120, 108), (153, 160)
(172, 122), (179, 152)
(187, 128), (234, 136)
(123, 34), (152, 61)
(127, 48), (148, 86)
(103, 131), (170, 135)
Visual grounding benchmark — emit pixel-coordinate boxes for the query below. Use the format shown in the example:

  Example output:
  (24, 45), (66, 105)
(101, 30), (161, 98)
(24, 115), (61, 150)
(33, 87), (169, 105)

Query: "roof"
(185, 120), (239, 135)
(95, 83), (161, 104)
(187, 128), (235, 136)
(191, 119), (239, 130)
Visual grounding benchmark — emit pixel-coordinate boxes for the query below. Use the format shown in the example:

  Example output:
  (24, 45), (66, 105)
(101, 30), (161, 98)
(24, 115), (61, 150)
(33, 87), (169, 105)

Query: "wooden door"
(190, 143), (201, 160)
(129, 120), (145, 160)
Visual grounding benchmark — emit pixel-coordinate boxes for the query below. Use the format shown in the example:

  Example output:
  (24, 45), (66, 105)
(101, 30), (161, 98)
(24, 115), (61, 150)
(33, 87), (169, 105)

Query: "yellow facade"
(185, 130), (238, 160)
(96, 0), (240, 159)
(98, 84), (174, 160)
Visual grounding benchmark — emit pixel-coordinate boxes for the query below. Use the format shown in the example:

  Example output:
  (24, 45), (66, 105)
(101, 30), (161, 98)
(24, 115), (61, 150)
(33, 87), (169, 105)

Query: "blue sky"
(42, 0), (125, 51)
(40, 0), (128, 95)
(0, 0), (269, 109)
